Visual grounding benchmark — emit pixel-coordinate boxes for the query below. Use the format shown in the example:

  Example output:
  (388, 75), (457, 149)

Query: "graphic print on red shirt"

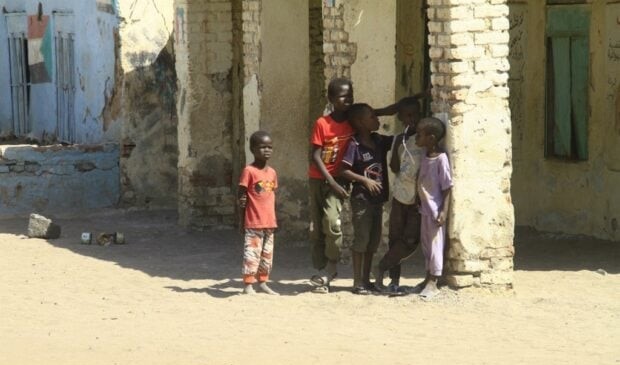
(308, 114), (354, 179)
(239, 165), (278, 229)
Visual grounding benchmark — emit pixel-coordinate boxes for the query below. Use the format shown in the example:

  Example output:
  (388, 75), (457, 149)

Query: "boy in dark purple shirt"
(341, 103), (393, 294)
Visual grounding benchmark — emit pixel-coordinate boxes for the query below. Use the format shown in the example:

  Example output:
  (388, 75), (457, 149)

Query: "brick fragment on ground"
(27, 213), (61, 239)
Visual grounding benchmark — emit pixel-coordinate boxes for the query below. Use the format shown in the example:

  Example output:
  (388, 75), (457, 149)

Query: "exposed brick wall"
(175, 0), (236, 229)
(240, 0), (260, 83)
(321, 1), (357, 83)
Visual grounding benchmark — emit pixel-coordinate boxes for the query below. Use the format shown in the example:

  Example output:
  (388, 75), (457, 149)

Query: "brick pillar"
(322, 2), (356, 84)
(427, 0), (515, 289)
(175, 0), (236, 229)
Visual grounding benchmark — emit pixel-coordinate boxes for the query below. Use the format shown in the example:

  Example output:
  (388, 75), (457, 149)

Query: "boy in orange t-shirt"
(238, 131), (278, 295)
(308, 78), (400, 293)
(307, 78), (355, 293)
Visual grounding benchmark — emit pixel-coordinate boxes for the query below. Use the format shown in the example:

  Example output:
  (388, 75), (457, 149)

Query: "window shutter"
(545, 5), (590, 160)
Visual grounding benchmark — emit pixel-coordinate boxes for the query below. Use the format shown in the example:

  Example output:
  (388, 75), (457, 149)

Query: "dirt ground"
(1, 209), (619, 365)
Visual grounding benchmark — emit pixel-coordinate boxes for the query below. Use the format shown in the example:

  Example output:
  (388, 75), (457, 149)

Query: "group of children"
(237, 78), (452, 299)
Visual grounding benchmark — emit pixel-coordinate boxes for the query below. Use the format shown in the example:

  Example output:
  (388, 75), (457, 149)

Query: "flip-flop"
(364, 282), (382, 294)
(311, 285), (329, 294)
(309, 274), (328, 287)
(309, 272), (337, 287)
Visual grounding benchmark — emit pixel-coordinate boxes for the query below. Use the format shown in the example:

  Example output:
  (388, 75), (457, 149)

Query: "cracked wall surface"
(0, 0), (120, 144)
(118, 0), (178, 209)
(510, 0), (620, 242)
(175, 0), (235, 229)
(260, 0), (309, 240)
(428, 0), (514, 288)
(0, 144), (120, 216)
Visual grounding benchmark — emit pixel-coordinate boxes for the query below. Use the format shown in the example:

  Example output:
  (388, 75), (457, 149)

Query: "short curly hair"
(347, 103), (372, 123)
(249, 130), (272, 149)
(418, 117), (446, 142)
(327, 78), (353, 98)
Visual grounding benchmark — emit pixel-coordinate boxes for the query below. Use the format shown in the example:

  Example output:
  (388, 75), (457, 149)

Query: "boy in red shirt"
(238, 131), (278, 295)
(308, 78), (355, 293)
(308, 78), (399, 293)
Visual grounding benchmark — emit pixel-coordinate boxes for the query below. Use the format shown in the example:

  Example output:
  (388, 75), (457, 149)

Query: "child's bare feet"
(258, 282), (279, 295)
(243, 284), (256, 295)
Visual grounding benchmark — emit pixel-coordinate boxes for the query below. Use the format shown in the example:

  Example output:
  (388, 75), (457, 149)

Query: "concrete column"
(174, 0), (236, 229)
(427, 0), (515, 289)
(231, 0), (261, 185)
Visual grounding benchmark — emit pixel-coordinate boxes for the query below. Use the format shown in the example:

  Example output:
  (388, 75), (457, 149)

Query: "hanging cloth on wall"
(27, 15), (53, 84)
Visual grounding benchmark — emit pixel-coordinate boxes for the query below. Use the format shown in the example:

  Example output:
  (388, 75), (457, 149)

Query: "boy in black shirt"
(341, 103), (393, 294)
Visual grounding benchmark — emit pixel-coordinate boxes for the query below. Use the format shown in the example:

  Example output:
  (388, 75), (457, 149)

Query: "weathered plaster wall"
(396, 0), (427, 101)
(175, 0), (235, 229)
(428, 0), (514, 288)
(340, 0), (397, 259)
(309, 0), (327, 122)
(510, 0), (620, 241)
(344, 0), (397, 134)
(0, 144), (119, 216)
(260, 0), (309, 239)
(117, 0), (178, 208)
(0, 0), (119, 143)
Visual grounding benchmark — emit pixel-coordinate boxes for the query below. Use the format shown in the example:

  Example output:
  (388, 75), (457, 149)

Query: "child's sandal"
(309, 272), (337, 287)
(311, 285), (330, 294)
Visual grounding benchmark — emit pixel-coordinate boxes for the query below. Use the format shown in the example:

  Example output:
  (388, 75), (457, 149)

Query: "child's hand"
(238, 194), (247, 208)
(393, 134), (405, 148)
(362, 178), (382, 196)
(328, 180), (349, 198)
(436, 211), (447, 226)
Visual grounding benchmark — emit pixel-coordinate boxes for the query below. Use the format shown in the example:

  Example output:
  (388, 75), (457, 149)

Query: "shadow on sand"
(1, 210), (618, 300)
(513, 227), (620, 274)
(0, 209), (348, 298)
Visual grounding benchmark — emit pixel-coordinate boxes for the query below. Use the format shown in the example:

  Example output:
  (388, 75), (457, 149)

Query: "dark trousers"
(379, 198), (421, 282)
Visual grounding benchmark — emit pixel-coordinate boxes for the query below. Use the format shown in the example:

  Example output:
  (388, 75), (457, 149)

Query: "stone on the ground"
(27, 213), (61, 239)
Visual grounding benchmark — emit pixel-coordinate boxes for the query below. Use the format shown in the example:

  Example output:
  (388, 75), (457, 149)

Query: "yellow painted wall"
(260, 0), (310, 235)
(344, 0), (397, 131)
(260, 0), (309, 179)
(395, 0), (426, 101)
(510, 0), (620, 241)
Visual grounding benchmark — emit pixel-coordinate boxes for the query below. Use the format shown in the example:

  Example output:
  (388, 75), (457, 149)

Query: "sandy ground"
(1, 210), (619, 365)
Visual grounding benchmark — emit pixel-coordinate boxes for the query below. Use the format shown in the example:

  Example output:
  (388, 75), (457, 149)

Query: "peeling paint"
(210, 71), (233, 94)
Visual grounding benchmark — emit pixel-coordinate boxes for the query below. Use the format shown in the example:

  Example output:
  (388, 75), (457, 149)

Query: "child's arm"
(340, 167), (382, 196)
(436, 187), (451, 226)
(312, 146), (349, 198)
(374, 102), (399, 117)
(436, 153), (453, 226)
(389, 134), (404, 174)
(339, 139), (382, 196)
(237, 186), (247, 234)
(375, 91), (428, 117)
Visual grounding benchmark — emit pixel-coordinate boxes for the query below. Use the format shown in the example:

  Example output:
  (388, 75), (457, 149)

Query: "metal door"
(54, 13), (75, 143)
(6, 13), (30, 136)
